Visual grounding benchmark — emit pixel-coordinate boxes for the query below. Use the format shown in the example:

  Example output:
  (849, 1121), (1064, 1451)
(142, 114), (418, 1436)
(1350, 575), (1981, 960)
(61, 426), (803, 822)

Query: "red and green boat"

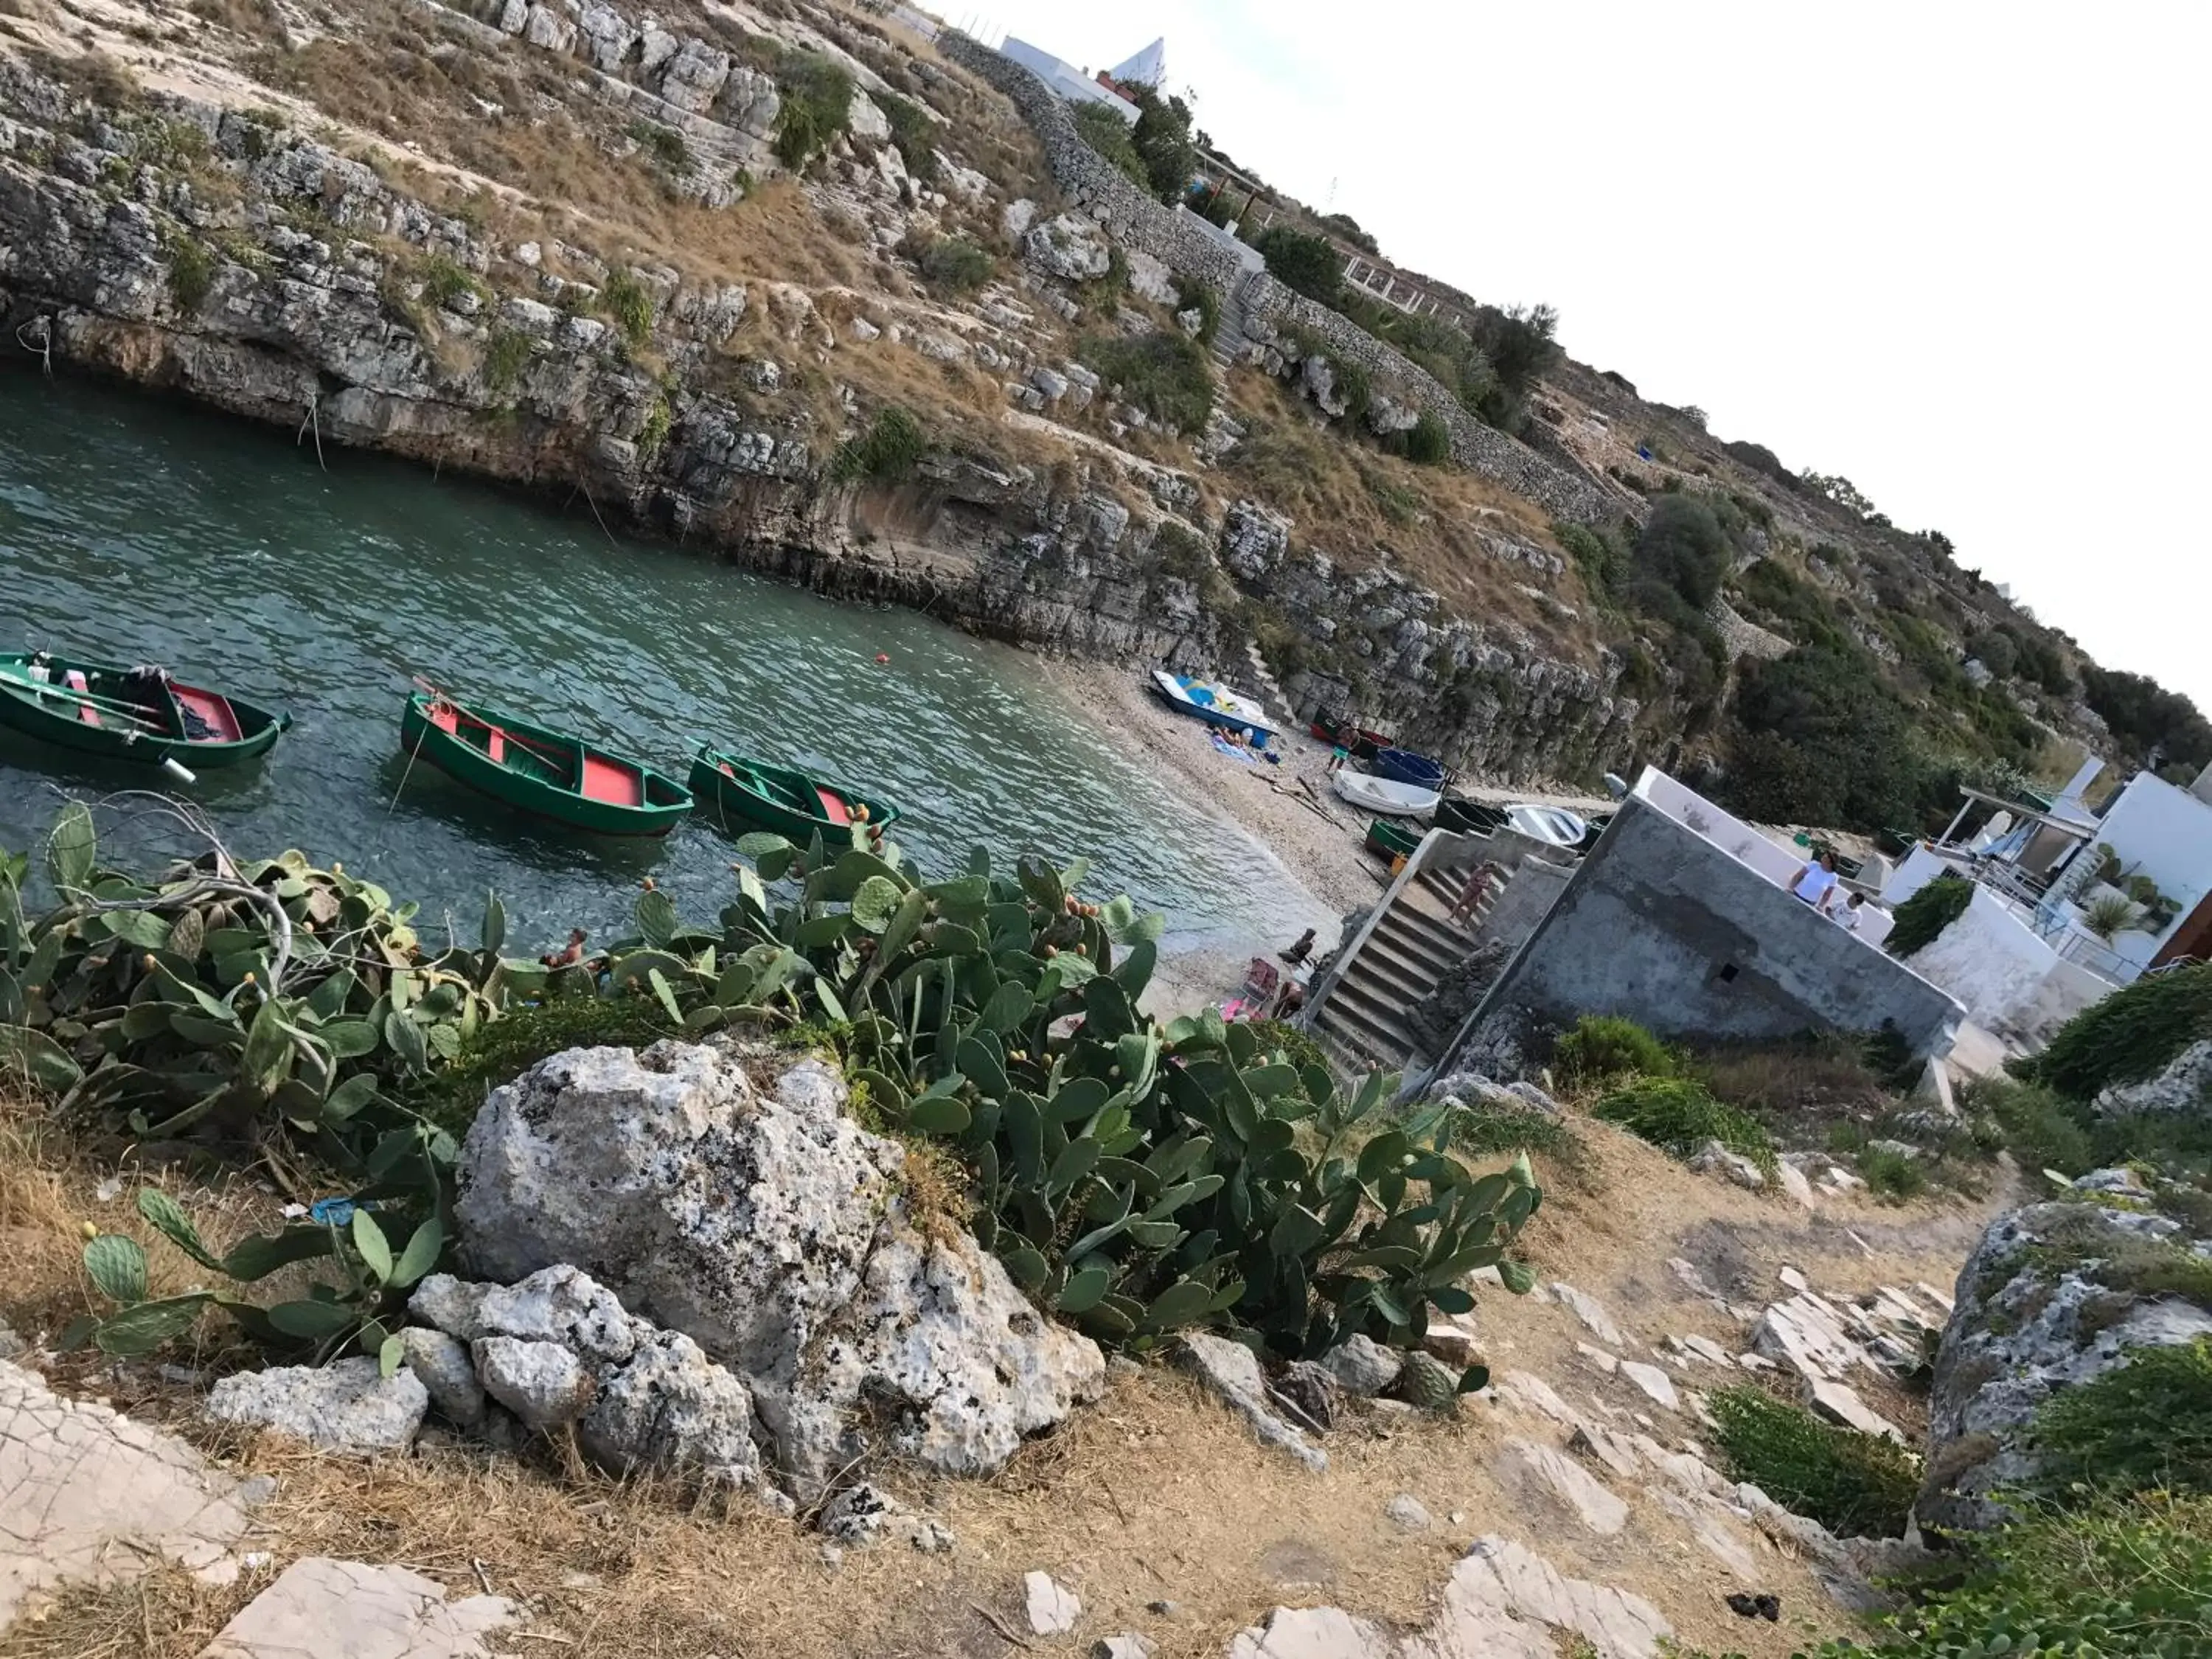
(1365, 818), (1422, 861)
(0, 650), (288, 771)
(689, 745), (900, 844)
(1310, 714), (1392, 760)
(400, 691), (690, 836)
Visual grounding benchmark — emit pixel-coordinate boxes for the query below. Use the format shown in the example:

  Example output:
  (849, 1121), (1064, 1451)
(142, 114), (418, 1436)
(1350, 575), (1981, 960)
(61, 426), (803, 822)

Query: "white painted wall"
(1881, 844), (1950, 908)
(1905, 886), (2115, 1045)
(2091, 772), (2212, 960)
(1633, 768), (1894, 946)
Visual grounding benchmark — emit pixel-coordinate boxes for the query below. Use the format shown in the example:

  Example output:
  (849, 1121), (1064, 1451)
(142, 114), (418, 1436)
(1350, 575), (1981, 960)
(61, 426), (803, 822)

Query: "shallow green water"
(0, 371), (1325, 956)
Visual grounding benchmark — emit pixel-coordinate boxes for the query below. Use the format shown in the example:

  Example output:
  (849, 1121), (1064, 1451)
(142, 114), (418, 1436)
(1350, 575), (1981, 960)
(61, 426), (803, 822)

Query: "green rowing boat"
(0, 650), (288, 770)
(1365, 818), (1422, 861)
(400, 691), (691, 836)
(689, 745), (901, 844)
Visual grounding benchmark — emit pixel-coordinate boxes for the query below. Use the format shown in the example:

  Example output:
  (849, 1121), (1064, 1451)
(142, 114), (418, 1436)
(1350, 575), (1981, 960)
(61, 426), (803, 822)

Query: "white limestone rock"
(847, 89), (891, 142)
(453, 1041), (1101, 1494)
(1496, 1439), (1629, 1535)
(1385, 1493), (1433, 1531)
(197, 1557), (516, 1659)
(398, 1327), (485, 1431)
(1023, 212), (1112, 281)
(1546, 1281), (1627, 1349)
(658, 38), (731, 114)
(1617, 1360), (1679, 1411)
(1, 1359), (261, 1632)
(1025, 1571), (1080, 1635)
(1178, 1332), (1326, 1472)
(521, 3), (576, 54)
(203, 1358), (427, 1453)
(1317, 1333), (1401, 1397)
(473, 1337), (597, 1431)
(717, 65), (782, 139)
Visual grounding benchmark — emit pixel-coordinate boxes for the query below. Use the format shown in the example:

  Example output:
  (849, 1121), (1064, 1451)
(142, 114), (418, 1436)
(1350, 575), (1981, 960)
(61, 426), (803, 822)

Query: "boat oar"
(6, 678), (173, 734)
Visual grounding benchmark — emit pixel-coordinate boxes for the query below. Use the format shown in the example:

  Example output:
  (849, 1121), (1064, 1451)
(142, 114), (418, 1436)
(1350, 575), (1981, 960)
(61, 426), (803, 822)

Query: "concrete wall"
(933, 32), (1613, 525)
(1906, 888), (2118, 1047)
(1452, 796), (1964, 1069)
(1638, 768), (1894, 947)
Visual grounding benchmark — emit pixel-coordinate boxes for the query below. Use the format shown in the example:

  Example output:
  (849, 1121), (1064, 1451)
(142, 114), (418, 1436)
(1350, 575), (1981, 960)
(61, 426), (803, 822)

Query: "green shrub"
(1404, 411), (1450, 466)
(1071, 100), (1147, 188)
(1708, 1385), (1919, 1537)
(831, 406), (927, 482)
(1719, 643), (1937, 834)
(2033, 1340), (2212, 1501)
(1593, 1076), (1775, 1175)
(164, 233), (215, 310)
(1789, 1492), (2212, 1658)
(877, 92), (938, 185)
(1446, 1099), (1587, 1172)
(625, 119), (688, 173)
(1078, 331), (1215, 432)
(481, 326), (533, 391)
(1553, 521), (1624, 596)
(1127, 86), (1198, 203)
(599, 268), (655, 350)
(1888, 875), (1974, 958)
(1858, 1144), (1928, 1201)
(417, 253), (485, 311)
(410, 995), (678, 1135)
(2018, 961), (2212, 1102)
(1250, 225), (1344, 307)
(771, 51), (853, 171)
(1554, 1015), (1674, 1086)
(1173, 277), (1219, 346)
(912, 233), (995, 293)
(1967, 1075), (2095, 1177)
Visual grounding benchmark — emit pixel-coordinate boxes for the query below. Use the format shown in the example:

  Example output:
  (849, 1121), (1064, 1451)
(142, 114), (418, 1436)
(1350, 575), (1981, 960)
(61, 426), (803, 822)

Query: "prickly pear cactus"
(1396, 1349), (1459, 1413)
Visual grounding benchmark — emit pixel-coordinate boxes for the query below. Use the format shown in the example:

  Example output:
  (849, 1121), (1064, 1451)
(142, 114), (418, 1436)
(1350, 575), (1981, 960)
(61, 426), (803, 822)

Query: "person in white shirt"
(1833, 891), (1868, 931)
(1789, 850), (1840, 913)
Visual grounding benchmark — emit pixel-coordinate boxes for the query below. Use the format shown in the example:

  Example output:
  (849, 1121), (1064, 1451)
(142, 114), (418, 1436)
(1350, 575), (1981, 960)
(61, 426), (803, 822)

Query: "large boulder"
(453, 1041), (1105, 1495)
(1918, 1186), (2212, 1531)
(1022, 213), (1112, 282)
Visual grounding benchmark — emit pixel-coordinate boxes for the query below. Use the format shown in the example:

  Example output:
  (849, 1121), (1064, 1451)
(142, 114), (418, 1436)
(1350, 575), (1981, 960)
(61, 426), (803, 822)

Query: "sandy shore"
(1032, 661), (1399, 1020)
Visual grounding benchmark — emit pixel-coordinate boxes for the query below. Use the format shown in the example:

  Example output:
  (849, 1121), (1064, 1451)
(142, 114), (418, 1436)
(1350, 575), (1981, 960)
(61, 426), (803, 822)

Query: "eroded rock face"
(453, 1041), (1103, 1493)
(1919, 1192), (2212, 1531)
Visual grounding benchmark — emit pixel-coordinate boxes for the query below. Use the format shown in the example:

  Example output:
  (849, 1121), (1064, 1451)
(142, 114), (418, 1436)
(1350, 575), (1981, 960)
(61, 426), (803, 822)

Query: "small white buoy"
(160, 756), (198, 785)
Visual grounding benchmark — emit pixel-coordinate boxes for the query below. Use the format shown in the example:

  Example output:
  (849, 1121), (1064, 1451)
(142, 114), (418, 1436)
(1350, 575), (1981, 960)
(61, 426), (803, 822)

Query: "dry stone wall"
(935, 32), (1611, 525)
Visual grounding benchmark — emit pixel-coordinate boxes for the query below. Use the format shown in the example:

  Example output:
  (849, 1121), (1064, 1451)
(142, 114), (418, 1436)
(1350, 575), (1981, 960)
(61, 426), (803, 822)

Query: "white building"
(1000, 37), (1147, 124)
(1878, 757), (2212, 1046)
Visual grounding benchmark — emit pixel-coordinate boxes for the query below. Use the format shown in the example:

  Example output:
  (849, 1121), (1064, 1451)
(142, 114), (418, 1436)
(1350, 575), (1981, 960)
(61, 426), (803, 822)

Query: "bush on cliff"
(831, 406), (928, 481)
(1592, 1076), (1775, 1175)
(1719, 642), (1932, 832)
(1071, 100), (1147, 189)
(771, 51), (854, 171)
(1079, 330), (1215, 431)
(1404, 411), (1450, 467)
(1128, 86), (1199, 204)
(1554, 1014), (1673, 1088)
(2031, 1338), (2212, 1502)
(2014, 960), (2212, 1103)
(1708, 1385), (1920, 1538)
(1251, 225), (1343, 308)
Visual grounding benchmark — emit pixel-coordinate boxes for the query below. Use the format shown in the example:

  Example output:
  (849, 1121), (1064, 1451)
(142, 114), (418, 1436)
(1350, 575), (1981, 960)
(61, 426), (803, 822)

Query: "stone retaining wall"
(936, 32), (1611, 525)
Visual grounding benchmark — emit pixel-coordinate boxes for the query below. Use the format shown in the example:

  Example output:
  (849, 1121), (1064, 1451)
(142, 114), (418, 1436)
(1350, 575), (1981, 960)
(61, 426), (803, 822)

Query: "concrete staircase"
(1210, 273), (1254, 366)
(1312, 860), (1503, 1074)
(1241, 640), (1293, 729)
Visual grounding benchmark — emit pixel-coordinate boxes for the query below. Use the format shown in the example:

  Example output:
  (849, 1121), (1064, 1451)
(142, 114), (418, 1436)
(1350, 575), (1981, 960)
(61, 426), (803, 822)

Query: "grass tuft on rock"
(1591, 1076), (1775, 1177)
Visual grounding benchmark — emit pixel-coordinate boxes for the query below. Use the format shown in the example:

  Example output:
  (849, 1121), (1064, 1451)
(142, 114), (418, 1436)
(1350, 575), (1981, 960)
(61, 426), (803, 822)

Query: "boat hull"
(1149, 671), (1276, 746)
(1371, 746), (1446, 789)
(1332, 769), (1439, 817)
(400, 692), (689, 836)
(0, 652), (286, 770)
(689, 748), (901, 844)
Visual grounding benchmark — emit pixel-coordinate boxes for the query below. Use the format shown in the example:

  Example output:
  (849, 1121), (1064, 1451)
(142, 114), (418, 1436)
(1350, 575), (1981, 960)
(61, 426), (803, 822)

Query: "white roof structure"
(1107, 38), (1166, 88)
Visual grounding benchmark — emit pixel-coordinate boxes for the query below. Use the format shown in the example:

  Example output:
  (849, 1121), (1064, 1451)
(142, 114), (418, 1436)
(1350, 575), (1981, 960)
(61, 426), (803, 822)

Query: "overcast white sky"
(950, 1), (2211, 708)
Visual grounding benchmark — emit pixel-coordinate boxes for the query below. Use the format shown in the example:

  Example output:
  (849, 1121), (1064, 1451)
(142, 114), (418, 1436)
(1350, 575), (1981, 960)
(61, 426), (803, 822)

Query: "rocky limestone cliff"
(0, 20), (1634, 783)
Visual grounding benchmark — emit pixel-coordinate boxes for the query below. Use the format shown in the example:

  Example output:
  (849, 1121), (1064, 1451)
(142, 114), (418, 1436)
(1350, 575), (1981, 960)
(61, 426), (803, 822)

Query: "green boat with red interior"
(689, 745), (900, 845)
(0, 650), (288, 773)
(400, 690), (691, 835)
